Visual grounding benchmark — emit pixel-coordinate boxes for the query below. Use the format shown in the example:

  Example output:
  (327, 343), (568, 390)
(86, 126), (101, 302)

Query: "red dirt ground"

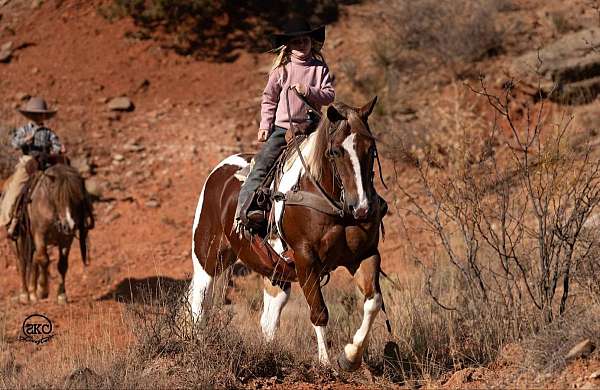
(0, 0), (599, 388)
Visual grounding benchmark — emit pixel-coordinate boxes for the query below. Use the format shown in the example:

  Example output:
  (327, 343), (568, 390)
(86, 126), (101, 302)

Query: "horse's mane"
(306, 103), (353, 181)
(44, 164), (91, 218)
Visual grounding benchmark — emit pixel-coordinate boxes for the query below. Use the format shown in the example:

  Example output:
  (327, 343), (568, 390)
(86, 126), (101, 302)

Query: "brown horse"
(14, 163), (94, 305)
(189, 97), (385, 371)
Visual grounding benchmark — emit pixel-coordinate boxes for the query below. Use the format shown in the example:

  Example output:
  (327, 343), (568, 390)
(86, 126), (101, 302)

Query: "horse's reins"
(285, 87), (345, 217)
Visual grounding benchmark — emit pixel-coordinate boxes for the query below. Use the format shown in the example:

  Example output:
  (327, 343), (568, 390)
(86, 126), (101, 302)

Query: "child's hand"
(257, 129), (269, 142)
(292, 84), (307, 96)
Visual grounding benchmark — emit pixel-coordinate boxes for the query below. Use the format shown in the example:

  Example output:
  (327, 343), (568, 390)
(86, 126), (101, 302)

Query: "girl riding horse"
(234, 19), (335, 229)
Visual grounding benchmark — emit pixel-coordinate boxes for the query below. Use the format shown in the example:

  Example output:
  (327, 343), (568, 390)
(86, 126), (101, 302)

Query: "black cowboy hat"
(270, 18), (326, 50)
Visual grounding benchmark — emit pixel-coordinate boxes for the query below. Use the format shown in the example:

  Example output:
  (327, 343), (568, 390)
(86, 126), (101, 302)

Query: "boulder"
(84, 178), (103, 199)
(107, 96), (134, 112)
(0, 41), (12, 63)
(511, 28), (600, 104)
(566, 339), (596, 360)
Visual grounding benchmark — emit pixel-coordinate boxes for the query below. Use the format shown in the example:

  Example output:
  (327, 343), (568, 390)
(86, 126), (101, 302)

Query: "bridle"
(285, 87), (387, 218)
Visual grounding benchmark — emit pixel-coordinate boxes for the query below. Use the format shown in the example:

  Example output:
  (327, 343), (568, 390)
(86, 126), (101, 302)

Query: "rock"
(0, 41), (12, 63)
(64, 367), (101, 389)
(112, 154), (125, 162)
(31, 0), (42, 9)
(15, 91), (30, 101)
(590, 370), (600, 380)
(580, 383), (597, 390)
(107, 96), (134, 112)
(444, 368), (490, 387)
(123, 143), (145, 153)
(71, 157), (91, 175)
(511, 28), (600, 104)
(0, 0), (11, 8)
(85, 178), (103, 199)
(31, 67), (39, 74)
(145, 199), (160, 208)
(96, 97), (108, 104)
(104, 212), (120, 223)
(566, 339), (596, 360)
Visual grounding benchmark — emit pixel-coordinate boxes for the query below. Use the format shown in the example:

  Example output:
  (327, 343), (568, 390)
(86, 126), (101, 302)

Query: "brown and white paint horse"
(189, 98), (385, 371)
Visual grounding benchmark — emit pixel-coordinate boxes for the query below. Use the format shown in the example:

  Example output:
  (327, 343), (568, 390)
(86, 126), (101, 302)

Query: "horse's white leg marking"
(343, 293), (382, 363)
(313, 325), (331, 365)
(260, 285), (291, 341)
(189, 154), (248, 321)
(64, 208), (75, 230)
(341, 133), (368, 211)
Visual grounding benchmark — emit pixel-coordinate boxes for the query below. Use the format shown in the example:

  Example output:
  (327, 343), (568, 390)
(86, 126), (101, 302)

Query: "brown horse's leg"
(15, 240), (30, 304)
(338, 252), (382, 372)
(296, 253), (330, 365)
(32, 233), (50, 300)
(57, 243), (71, 305)
(260, 278), (291, 341)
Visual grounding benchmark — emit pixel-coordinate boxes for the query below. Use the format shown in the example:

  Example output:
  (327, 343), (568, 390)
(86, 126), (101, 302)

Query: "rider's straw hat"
(18, 96), (57, 120)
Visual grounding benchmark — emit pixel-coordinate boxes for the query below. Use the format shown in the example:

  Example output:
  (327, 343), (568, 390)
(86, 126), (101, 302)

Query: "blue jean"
(236, 126), (287, 218)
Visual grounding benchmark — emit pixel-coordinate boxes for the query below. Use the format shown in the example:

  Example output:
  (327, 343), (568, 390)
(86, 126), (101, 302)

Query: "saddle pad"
(234, 160), (253, 182)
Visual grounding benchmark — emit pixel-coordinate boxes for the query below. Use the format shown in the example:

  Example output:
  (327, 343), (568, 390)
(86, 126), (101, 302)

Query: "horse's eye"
(328, 148), (342, 158)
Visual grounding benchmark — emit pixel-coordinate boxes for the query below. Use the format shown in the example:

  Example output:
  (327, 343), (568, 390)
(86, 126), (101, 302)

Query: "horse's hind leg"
(338, 252), (382, 372)
(188, 235), (236, 323)
(57, 242), (71, 305)
(260, 278), (291, 341)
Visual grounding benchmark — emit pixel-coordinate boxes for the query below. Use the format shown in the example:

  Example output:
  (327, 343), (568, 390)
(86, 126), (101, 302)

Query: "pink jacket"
(260, 55), (335, 131)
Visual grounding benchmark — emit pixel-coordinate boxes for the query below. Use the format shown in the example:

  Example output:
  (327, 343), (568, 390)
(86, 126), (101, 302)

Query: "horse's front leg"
(338, 252), (382, 372)
(260, 277), (290, 341)
(296, 256), (330, 365)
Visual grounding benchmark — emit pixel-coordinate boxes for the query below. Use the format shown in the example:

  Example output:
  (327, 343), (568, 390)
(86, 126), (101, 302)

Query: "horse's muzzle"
(350, 204), (369, 220)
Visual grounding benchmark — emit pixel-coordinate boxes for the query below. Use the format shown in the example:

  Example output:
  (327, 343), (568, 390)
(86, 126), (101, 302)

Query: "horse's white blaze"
(190, 154), (249, 320)
(341, 133), (368, 210)
(260, 286), (290, 341)
(343, 293), (382, 363)
(65, 208), (76, 230)
(313, 325), (330, 364)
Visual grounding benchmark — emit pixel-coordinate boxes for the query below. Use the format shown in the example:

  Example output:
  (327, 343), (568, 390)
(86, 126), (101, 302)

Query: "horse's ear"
(327, 105), (346, 123)
(359, 96), (378, 120)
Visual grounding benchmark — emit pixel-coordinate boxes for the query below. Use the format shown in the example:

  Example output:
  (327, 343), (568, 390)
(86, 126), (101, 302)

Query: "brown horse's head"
(311, 97), (378, 220)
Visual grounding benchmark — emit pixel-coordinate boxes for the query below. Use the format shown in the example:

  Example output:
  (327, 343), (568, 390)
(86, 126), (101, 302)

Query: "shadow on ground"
(98, 276), (189, 304)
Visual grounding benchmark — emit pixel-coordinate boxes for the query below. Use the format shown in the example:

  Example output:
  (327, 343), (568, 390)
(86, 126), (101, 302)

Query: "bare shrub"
(402, 78), (600, 348)
(380, 0), (504, 71)
(522, 305), (600, 372)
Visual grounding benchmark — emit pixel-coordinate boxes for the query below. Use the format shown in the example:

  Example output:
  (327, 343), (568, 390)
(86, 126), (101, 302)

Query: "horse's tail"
(47, 164), (95, 266)
(78, 191), (94, 266)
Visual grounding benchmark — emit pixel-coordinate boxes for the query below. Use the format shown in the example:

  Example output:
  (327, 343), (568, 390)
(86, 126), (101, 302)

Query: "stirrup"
(247, 210), (266, 224)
